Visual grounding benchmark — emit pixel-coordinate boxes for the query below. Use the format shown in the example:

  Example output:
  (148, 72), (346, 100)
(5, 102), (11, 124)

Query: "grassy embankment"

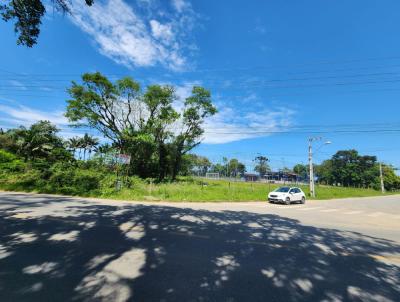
(0, 173), (389, 202)
(100, 178), (388, 202)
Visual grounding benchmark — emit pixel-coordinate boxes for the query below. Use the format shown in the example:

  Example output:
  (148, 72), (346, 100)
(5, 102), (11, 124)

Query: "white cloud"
(202, 105), (295, 144)
(150, 20), (174, 43)
(68, 0), (196, 70)
(0, 104), (68, 126)
(242, 93), (258, 103)
(0, 103), (86, 139)
(173, 80), (201, 109)
(0, 92), (295, 146)
(169, 83), (296, 145)
(172, 0), (188, 13)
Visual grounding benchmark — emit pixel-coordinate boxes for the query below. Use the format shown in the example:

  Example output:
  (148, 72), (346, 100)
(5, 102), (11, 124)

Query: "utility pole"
(379, 163), (385, 194)
(308, 136), (331, 198)
(308, 138), (315, 198)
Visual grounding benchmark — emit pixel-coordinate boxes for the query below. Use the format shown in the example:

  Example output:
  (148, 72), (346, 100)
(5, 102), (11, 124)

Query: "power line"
(3, 86), (400, 101)
(2, 121), (400, 135)
(3, 71), (400, 88)
(203, 129), (400, 134)
(2, 70), (400, 84)
(2, 77), (400, 95)
(4, 54), (400, 76)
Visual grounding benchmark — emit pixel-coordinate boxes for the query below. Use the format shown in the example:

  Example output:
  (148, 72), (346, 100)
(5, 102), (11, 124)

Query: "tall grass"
(101, 178), (388, 202)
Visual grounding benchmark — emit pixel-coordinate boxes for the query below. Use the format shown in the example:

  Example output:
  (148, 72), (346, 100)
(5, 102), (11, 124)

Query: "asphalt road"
(0, 192), (399, 302)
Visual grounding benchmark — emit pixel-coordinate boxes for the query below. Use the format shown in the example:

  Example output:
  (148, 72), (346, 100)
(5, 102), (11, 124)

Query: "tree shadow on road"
(0, 193), (399, 301)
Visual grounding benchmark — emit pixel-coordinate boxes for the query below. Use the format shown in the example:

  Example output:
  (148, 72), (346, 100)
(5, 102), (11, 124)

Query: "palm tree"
(96, 143), (113, 161)
(87, 136), (99, 160)
(67, 137), (81, 158)
(81, 135), (88, 161)
(74, 136), (86, 160)
(81, 133), (99, 160)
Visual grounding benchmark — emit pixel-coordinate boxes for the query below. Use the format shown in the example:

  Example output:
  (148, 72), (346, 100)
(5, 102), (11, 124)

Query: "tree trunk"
(172, 142), (184, 181)
(158, 143), (167, 181)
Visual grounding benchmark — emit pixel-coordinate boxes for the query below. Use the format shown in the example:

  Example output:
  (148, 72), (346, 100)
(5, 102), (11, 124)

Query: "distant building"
(243, 171), (303, 183)
(264, 171), (299, 182)
(244, 173), (259, 182)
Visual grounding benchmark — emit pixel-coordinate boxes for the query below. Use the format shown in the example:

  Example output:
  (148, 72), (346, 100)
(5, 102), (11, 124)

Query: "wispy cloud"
(202, 104), (295, 144)
(253, 18), (268, 35)
(0, 92), (295, 145)
(161, 82), (296, 144)
(0, 104), (68, 126)
(242, 93), (258, 103)
(172, 0), (188, 13)
(254, 25), (267, 35)
(7, 80), (27, 91)
(168, 83), (295, 144)
(0, 103), (83, 138)
(68, 0), (197, 70)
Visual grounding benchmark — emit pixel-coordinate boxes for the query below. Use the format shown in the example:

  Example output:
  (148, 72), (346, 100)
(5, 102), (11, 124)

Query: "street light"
(308, 137), (331, 198)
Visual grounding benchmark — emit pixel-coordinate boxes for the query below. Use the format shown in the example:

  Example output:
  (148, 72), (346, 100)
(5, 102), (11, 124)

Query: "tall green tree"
(171, 87), (217, 179)
(66, 73), (142, 149)
(293, 163), (308, 180)
(183, 154), (212, 176)
(142, 85), (178, 180)
(66, 72), (216, 180)
(210, 163), (227, 177)
(6, 120), (67, 162)
(315, 149), (385, 188)
(228, 158), (246, 177)
(254, 155), (270, 176)
(381, 164), (400, 191)
(1, 0), (94, 47)
(81, 133), (99, 160)
(67, 136), (81, 158)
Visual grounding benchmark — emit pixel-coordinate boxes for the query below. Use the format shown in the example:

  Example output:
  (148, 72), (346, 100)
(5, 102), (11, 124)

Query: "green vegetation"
(1, 0), (94, 47)
(1, 117), (399, 201)
(0, 162), (390, 201)
(0, 72), (399, 202)
(65, 72), (216, 181)
(1, 119), (399, 201)
(315, 150), (400, 190)
(103, 179), (391, 202)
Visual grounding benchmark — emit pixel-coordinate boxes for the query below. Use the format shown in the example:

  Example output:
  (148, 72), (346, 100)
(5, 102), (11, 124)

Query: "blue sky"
(1, 0), (400, 171)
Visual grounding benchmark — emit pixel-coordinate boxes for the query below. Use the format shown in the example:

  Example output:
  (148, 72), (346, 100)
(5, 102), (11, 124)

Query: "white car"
(268, 186), (306, 205)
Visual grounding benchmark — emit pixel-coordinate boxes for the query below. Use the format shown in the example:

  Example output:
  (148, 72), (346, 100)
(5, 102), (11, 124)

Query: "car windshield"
(274, 187), (290, 193)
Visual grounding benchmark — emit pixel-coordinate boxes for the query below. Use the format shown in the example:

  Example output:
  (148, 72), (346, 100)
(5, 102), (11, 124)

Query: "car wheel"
(301, 196), (306, 204)
(285, 197), (291, 205)
(269, 200), (274, 204)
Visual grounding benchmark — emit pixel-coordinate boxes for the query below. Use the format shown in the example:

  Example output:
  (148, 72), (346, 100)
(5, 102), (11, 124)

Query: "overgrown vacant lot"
(100, 178), (387, 202)
(0, 167), (389, 202)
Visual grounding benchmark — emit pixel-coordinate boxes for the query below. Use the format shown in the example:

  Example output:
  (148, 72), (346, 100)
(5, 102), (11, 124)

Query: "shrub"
(72, 169), (102, 194)
(0, 149), (17, 163)
(0, 149), (25, 172)
(0, 169), (43, 191)
(48, 163), (103, 195)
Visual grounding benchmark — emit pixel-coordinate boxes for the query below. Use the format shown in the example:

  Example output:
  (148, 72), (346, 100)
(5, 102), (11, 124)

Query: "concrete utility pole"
(308, 137), (331, 198)
(379, 163), (385, 194)
(308, 138), (316, 198)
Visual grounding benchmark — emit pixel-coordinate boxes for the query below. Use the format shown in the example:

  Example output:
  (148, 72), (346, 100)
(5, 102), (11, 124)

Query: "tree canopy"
(66, 72), (217, 180)
(315, 149), (400, 190)
(0, 120), (72, 164)
(254, 155), (270, 176)
(293, 164), (308, 180)
(1, 0), (93, 47)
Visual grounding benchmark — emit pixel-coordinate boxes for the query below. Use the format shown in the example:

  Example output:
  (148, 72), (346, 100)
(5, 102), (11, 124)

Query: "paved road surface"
(0, 192), (399, 301)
